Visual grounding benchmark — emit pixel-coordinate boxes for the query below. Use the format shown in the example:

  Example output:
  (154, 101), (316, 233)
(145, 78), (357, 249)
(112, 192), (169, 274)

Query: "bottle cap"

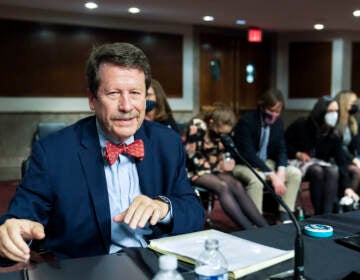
(303, 224), (334, 238)
(205, 239), (219, 250)
(158, 254), (178, 270)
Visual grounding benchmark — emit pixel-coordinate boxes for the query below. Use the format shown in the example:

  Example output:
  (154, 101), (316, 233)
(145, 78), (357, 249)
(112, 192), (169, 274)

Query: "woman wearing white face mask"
(285, 96), (352, 215)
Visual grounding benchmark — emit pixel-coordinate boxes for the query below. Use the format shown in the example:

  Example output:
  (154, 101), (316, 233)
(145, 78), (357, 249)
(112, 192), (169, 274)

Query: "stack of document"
(149, 229), (294, 279)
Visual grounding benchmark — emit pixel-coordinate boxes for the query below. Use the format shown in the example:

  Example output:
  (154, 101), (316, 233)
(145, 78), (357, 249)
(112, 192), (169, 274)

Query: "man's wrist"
(154, 196), (172, 221)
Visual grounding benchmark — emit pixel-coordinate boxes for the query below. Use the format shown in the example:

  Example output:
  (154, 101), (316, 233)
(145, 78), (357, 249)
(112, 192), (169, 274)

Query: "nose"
(118, 93), (132, 112)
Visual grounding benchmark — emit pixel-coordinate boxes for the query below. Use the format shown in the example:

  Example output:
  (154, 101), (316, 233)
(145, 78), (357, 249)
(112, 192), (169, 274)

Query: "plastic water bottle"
(297, 206), (304, 221)
(152, 254), (184, 280)
(195, 239), (228, 280)
(223, 152), (232, 162)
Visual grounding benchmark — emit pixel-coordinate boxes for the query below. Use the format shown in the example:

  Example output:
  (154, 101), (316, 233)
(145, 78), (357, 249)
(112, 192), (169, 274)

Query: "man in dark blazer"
(0, 43), (205, 263)
(232, 89), (301, 223)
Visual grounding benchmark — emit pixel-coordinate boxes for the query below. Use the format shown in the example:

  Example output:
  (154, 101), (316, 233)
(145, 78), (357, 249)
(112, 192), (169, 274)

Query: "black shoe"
(278, 211), (292, 224)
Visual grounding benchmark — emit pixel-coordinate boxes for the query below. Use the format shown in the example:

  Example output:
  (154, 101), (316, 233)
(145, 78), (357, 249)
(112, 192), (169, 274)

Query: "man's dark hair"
(257, 88), (285, 110)
(86, 42), (151, 97)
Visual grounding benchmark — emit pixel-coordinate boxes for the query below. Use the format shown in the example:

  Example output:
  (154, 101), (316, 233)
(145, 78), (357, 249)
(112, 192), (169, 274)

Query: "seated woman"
(183, 103), (268, 229)
(145, 78), (180, 133)
(335, 90), (360, 203)
(285, 96), (352, 215)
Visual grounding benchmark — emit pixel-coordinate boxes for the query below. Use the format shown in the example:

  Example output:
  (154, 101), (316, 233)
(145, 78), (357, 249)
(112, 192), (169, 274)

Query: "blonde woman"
(335, 90), (360, 203)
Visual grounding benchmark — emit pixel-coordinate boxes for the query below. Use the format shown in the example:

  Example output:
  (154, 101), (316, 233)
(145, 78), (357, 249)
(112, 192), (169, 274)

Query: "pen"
(269, 269), (294, 279)
(23, 265), (29, 280)
(22, 239), (33, 280)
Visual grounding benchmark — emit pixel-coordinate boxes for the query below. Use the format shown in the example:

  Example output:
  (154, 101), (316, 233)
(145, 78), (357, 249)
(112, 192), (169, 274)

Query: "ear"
(88, 90), (96, 111)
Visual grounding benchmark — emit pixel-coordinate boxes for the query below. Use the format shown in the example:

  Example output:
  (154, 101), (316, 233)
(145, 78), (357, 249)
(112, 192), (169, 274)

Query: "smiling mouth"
(117, 117), (133, 121)
(113, 118), (134, 123)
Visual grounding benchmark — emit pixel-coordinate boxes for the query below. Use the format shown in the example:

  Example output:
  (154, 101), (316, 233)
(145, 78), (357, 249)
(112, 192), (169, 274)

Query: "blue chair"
(21, 122), (67, 178)
(35, 122), (67, 140)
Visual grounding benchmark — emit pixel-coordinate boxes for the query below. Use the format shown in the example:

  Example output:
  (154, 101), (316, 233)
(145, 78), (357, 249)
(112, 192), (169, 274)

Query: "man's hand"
(113, 195), (169, 230)
(268, 173), (287, 196)
(219, 158), (236, 172)
(276, 168), (286, 183)
(0, 219), (45, 263)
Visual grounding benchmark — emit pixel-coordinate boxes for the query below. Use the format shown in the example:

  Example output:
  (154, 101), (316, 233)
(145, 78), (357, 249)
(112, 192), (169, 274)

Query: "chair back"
(35, 122), (67, 140)
(21, 122), (67, 178)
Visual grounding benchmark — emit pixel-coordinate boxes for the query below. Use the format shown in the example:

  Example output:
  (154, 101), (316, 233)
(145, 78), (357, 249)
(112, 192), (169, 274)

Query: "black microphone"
(220, 134), (304, 280)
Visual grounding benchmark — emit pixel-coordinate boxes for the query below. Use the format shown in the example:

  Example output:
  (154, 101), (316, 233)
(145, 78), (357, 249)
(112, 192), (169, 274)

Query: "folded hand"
(113, 195), (169, 230)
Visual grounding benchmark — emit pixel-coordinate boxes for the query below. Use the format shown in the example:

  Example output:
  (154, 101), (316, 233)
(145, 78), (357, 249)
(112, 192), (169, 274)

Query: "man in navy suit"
(232, 89), (301, 223)
(0, 43), (205, 262)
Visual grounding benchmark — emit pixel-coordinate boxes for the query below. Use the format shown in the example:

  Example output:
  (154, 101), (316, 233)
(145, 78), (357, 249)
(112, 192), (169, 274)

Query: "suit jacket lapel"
(255, 111), (263, 150)
(134, 123), (153, 197)
(78, 117), (111, 251)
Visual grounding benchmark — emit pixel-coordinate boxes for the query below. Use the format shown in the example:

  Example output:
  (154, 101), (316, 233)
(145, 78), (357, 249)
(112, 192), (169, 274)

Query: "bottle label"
(195, 266), (228, 280)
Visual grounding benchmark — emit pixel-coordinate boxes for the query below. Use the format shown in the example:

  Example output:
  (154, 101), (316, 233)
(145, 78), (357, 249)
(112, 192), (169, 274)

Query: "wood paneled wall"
(0, 19), (183, 98)
(198, 27), (275, 114)
(352, 42), (360, 94)
(289, 42), (332, 98)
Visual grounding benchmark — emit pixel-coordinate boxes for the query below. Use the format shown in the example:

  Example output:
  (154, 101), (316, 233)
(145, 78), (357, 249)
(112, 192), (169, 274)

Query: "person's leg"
(217, 173), (268, 227)
(322, 166), (339, 214)
(348, 164), (360, 193)
(194, 174), (254, 229)
(263, 160), (301, 222)
(232, 165), (265, 213)
(304, 164), (325, 214)
(279, 166), (302, 213)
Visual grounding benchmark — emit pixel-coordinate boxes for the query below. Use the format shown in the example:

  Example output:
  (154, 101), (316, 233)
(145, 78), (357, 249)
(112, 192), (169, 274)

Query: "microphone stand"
(220, 134), (304, 280)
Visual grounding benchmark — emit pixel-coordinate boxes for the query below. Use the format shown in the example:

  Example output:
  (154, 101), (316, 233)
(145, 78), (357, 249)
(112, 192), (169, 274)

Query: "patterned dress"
(184, 118), (227, 181)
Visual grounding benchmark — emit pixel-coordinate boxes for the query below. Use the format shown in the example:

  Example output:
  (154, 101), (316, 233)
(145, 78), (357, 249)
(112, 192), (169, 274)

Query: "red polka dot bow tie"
(104, 139), (144, 165)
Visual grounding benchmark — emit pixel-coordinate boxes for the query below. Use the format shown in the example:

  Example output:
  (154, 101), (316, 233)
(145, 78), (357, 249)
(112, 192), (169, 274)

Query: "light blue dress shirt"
(96, 121), (171, 253)
(96, 121), (151, 253)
